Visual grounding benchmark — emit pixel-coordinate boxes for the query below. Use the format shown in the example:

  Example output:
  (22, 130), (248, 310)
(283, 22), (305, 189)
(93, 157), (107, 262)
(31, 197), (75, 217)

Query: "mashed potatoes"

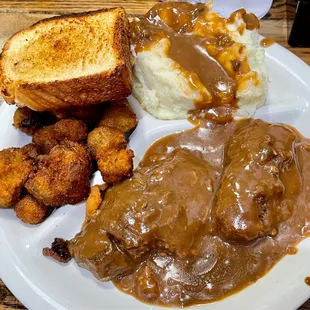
(132, 6), (268, 120)
(227, 18), (268, 118)
(133, 40), (210, 120)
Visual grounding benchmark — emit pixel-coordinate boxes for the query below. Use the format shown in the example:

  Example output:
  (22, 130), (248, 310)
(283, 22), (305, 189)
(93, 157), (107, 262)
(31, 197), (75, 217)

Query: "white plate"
(212, 0), (273, 19)
(1, 42), (310, 310)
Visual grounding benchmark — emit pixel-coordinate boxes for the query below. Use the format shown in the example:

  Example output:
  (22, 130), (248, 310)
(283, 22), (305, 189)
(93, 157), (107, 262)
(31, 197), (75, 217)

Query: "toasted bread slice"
(0, 8), (132, 111)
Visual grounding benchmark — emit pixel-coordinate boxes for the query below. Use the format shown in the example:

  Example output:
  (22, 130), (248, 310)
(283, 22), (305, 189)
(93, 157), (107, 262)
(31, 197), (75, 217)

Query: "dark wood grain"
(0, 0), (157, 15)
(0, 280), (25, 309)
(302, 301), (310, 310)
(0, 0), (309, 309)
(0, 0), (293, 17)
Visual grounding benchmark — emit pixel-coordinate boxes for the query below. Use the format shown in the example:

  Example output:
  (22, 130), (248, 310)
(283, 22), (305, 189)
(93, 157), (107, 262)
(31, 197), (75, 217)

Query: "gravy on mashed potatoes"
(131, 2), (268, 120)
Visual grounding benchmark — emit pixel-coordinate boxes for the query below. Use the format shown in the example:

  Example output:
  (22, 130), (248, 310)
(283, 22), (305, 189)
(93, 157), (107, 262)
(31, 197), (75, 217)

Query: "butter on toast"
(0, 8), (132, 111)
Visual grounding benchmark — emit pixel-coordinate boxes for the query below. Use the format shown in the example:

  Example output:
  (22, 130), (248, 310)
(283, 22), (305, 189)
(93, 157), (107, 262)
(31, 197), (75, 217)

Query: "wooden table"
(0, 0), (310, 309)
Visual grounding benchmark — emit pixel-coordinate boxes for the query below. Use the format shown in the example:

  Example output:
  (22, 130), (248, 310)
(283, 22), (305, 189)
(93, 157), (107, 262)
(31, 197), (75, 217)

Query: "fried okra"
(52, 104), (103, 124)
(87, 126), (134, 184)
(15, 195), (51, 224)
(87, 126), (126, 159)
(0, 144), (37, 207)
(13, 107), (57, 135)
(83, 184), (109, 227)
(25, 141), (92, 207)
(98, 99), (137, 134)
(98, 149), (134, 184)
(33, 119), (88, 154)
(22, 143), (38, 160)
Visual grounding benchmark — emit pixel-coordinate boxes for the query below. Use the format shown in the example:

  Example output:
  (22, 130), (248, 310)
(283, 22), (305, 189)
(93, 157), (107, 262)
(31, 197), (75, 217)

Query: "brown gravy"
(260, 38), (275, 48)
(286, 246), (298, 255)
(169, 34), (236, 107)
(228, 9), (260, 30)
(70, 119), (310, 307)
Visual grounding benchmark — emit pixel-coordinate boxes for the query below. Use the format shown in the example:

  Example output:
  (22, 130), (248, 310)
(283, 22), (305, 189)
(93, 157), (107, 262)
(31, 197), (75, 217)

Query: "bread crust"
(0, 8), (132, 111)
